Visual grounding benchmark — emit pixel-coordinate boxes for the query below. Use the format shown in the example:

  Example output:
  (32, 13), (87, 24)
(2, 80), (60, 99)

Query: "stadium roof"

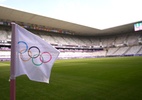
(0, 5), (139, 36)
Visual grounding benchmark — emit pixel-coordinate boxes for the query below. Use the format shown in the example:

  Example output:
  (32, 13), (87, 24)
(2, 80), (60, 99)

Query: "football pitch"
(0, 56), (142, 100)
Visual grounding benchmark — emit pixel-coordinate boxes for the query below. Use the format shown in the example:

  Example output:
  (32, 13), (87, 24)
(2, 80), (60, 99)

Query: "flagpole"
(10, 23), (17, 100)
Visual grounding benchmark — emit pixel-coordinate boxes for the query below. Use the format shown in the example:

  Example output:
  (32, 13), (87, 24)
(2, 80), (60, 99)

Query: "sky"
(0, 0), (142, 29)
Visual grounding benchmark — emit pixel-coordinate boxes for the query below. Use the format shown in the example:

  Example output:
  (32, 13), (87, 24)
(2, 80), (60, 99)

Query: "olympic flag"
(10, 23), (60, 99)
(10, 23), (60, 83)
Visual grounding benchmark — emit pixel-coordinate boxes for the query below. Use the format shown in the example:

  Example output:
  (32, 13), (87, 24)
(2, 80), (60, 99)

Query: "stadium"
(0, 6), (142, 60)
(0, 5), (142, 100)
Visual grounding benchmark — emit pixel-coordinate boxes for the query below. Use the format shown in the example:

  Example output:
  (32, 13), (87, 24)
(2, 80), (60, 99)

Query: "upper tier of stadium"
(0, 5), (139, 36)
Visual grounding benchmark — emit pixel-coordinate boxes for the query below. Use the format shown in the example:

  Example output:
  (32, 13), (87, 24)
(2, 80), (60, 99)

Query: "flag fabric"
(13, 23), (60, 83)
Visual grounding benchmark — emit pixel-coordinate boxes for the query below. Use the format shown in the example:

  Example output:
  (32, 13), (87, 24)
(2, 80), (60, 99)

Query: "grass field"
(0, 56), (142, 100)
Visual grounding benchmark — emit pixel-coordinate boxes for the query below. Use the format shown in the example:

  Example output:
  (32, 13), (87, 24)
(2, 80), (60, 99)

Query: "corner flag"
(10, 22), (60, 99)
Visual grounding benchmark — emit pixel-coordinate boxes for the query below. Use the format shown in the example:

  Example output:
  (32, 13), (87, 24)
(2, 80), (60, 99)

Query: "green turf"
(0, 56), (142, 100)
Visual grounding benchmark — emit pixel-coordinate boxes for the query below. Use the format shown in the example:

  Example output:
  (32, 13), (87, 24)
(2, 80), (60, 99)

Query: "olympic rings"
(32, 54), (43, 66)
(40, 52), (52, 63)
(20, 49), (31, 62)
(18, 41), (28, 54)
(28, 46), (40, 58)
(18, 41), (52, 66)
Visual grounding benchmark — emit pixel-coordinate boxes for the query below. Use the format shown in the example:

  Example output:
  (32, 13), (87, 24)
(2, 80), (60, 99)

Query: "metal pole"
(10, 23), (17, 100)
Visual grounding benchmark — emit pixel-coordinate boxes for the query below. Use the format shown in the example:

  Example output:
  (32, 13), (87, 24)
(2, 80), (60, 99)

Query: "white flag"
(13, 23), (60, 83)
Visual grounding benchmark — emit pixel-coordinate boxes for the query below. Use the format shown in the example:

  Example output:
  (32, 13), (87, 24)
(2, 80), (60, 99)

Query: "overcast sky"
(0, 0), (142, 29)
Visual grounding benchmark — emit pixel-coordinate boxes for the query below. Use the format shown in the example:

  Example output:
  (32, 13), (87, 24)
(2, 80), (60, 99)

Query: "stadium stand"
(126, 32), (140, 45)
(101, 36), (115, 47)
(0, 30), (8, 40)
(111, 47), (130, 56)
(79, 37), (92, 46)
(1, 25), (142, 60)
(125, 45), (142, 56)
(136, 46), (142, 56)
(106, 48), (119, 56)
(0, 48), (10, 61)
(90, 37), (100, 47)
(114, 34), (128, 46)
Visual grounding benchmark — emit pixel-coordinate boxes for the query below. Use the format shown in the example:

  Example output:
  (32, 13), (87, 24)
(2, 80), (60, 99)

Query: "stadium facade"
(0, 6), (142, 61)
